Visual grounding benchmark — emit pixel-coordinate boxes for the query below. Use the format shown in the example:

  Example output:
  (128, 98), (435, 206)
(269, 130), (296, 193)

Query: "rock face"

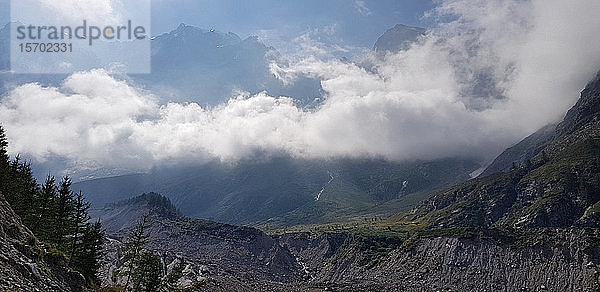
(278, 232), (347, 280)
(373, 24), (426, 53)
(394, 72), (600, 230)
(93, 193), (305, 290)
(312, 229), (600, 291)
(480, 123), (556, 177)
(0, 193), (85, 292)
(94, 194), (600, 291)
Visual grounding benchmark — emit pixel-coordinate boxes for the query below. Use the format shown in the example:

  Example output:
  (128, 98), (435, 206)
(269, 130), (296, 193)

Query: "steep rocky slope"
(0, 193), (85, 291)
(93, 193), (308, 290)
(480, 123), (556, 177)
(302, 228), (600, 291)
(394, 72), (600, 230)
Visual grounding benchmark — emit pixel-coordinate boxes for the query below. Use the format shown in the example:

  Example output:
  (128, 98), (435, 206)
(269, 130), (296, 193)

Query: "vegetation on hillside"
(0, 125), (104, 286)
(108, 215), (186, 291)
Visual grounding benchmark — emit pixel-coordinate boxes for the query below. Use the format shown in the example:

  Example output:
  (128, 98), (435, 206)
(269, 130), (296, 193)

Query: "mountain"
(300, 71), (600, 291)
(373, 24), (426, 53)
(93, 193), (308, 290)
(480, 123), (556, 177)
(74, 157), (479, 228)
(271, 71), (600, 291)
(135, 23), (322, 105)
(393, 72), (600, 230)
(0, 193), (86, 291)
(0, 23), (322, 106)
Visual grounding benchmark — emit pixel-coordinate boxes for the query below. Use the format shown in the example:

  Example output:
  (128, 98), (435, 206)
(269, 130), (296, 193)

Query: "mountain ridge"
(373, 24), (426, 53)
(74, 157), (479, 228)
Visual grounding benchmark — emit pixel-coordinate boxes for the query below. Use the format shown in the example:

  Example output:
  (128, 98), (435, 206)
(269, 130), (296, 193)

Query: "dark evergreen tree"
(34, 175), (58, 241)
(131, 251), (162, 292)
(51, 176), (76, 248)
(69, 191), (91, 263)
(71, 220), (104, 286)
(117, 214), (186, 291)
(121, 214), (151, 289)
(0, 125), (9, 168)
(5, 157), (37, 223)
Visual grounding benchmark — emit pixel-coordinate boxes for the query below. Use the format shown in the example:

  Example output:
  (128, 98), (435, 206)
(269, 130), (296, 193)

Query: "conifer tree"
(69, 191), (91, 263)
(72, 220), (104, 286)
(34, 175), (58, 241)
(5, 157), (37, 222)
(117, 214), (186, 291)
(0, 125), (9, 168)
(121, 214), (151, 289)
(131, 251), (162, 292)
(52, 176), (76, 248)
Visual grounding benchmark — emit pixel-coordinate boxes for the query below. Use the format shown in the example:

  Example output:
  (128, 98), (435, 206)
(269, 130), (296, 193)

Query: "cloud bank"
(1, 0), (600, 174)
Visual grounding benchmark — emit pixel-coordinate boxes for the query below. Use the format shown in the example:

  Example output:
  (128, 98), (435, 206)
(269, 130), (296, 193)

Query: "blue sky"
(151, 0), (433, 48)
(1, 0), (432, 50)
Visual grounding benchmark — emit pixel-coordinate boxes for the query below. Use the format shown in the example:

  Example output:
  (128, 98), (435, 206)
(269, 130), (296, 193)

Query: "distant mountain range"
(135, 23), (322, 105)
(0, 23), (321, 106)
(75, 157), (479, 228)
(0, 22), (432, 106)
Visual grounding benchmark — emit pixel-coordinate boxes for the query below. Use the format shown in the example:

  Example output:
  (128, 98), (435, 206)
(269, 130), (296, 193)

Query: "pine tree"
(4, 157), (37, 222)
(117, 214), (187, 291)
(121, 214), (151, 289)
(131, 251), (162, 292)
(14, 161), (38, 225)
(34, 175), (58, 241)
(0, 125), (9, 168)
(71, 220), (104, 286)
(69, 191), (91, 264)
(51, 176), (76, 248)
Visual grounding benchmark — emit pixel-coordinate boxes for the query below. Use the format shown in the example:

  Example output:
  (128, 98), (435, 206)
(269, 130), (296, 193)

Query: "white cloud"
(1, 0), (600, 175)
(354, 1), (372, 16)
(30, 0), (124, 24)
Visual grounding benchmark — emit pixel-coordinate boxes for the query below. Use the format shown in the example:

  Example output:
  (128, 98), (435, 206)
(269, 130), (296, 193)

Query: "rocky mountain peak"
(557, 71), (600, 136)
(373, 24), (426, 53)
